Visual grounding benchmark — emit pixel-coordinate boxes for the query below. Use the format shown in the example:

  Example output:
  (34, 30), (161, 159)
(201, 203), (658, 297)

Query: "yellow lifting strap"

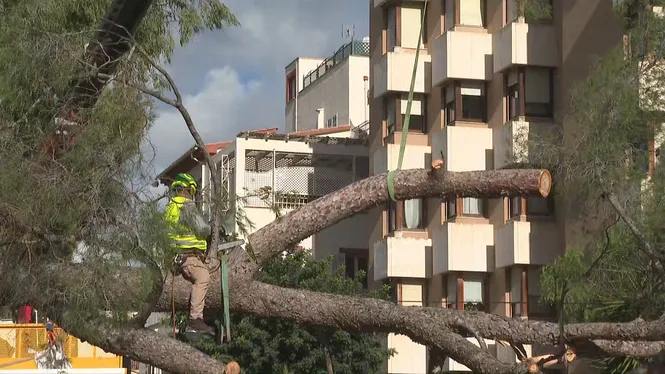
(387, 0), (428, 201)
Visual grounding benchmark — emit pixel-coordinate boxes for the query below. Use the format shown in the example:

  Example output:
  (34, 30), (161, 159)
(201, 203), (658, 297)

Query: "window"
(385, 98), (396, 134)
(446, 197), (457, 219)
(386, 95), (426, 134)
(506, 73), (520, 120)
(443, 0), (487, 29)
(508, 196), (553, 218)
(446, 274), (488, 312)
(326, 114), (338, 128)
(526, 197), (551, 216)
(387, 198), (426, 232)
(463, 276), (485, 311)
(343, 250), (369, 289)
(388, 199), (397, 233)
(401, 4), (426, 48)
(446, 197), (487, 219)
(462, 197), (483, 215)
(404, 199), (423, 229)
(509, 196), (521, 218)
(386, 7), (397, 52)
(286, 73), (296, 102)
(385, 5), (426, 52)
(505, 67), (553, 120)
(443, 81), (487, 125)
(525, 67), (553, 117)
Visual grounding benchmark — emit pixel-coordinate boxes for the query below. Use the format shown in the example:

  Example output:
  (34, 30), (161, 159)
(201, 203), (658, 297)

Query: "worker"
(165, 172), (215, 334)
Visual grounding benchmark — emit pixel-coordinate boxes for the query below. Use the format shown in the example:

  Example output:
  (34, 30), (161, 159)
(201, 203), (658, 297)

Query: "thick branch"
(150, 274), (665, 367)
(59, 317), (227, 374)
(605, 191), (665, 272)
(237, 168), (551, 275)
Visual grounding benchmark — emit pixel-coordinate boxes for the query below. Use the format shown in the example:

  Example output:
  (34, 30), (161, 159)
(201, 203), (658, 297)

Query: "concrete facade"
(285, 40), (371, 134)
(368, 0), (625, 372)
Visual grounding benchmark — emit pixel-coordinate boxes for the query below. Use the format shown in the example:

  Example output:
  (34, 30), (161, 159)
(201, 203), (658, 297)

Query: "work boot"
(187, 318), (215, 334)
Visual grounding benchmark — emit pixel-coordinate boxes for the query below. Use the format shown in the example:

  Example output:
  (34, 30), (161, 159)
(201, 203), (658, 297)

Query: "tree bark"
(59, 316), (227, 374)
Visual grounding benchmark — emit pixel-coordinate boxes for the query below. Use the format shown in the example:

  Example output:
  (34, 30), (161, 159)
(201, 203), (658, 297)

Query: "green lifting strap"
(221, 253), (231, 342)
(387, 0), (428, 202)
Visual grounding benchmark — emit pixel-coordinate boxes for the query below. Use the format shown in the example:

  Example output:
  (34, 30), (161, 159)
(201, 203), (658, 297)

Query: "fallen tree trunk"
(230, 168), (552, 276)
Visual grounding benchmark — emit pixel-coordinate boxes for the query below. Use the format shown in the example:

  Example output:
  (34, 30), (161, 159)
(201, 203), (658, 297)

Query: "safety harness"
(172, 229), (243, 344)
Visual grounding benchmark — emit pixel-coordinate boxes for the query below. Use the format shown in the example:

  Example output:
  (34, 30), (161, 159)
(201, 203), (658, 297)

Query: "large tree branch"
(150, 273), (665, 370)
(58, 316), (227, 374)
(605, 190), (665, 272)
(237, 168), (552, 276)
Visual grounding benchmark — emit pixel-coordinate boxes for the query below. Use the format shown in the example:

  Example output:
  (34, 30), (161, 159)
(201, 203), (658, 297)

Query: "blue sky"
(145, 0), (369, 176)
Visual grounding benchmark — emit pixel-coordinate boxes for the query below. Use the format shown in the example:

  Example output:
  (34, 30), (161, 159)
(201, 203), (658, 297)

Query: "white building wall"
(285, 57), (324, 133)
(348, 56), (371, 127)
(286, 56), (369, 133)
(296, 58), (351, 131)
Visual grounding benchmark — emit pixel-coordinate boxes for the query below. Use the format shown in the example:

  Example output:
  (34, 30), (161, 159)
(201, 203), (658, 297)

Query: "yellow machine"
(0, 323), (125, 373)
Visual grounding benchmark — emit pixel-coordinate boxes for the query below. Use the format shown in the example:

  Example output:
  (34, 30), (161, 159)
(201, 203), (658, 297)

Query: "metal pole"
(271, 149), (276, 206)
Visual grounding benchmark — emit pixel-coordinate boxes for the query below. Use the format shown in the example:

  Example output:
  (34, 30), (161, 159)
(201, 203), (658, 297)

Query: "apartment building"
(285, 39), (371, 135)
(368, 0), (625, 372)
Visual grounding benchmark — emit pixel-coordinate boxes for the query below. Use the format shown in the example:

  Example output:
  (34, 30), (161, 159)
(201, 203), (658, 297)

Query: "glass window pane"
(404, 198), (423, 229)
(357, 257), (368, 288)
(446, 198), (457, 218)
(464, 280), (483, 302)
(526, 197), (549, 215)
(462, 197), (482, 215)
(345, 255), (355, 279)
(509, 197), (521, 217)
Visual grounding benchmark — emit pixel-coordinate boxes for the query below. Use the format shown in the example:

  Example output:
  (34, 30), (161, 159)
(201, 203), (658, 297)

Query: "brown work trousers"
(180, 255), (212, 320)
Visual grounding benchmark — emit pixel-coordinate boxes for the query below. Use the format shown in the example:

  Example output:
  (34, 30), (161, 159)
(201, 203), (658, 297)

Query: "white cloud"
(145, 0), (369, 175)
(147, 66), (264, 171)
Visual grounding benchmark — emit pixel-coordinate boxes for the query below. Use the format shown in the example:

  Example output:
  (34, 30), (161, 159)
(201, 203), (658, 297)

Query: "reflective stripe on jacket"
(164, 196), (208, 251)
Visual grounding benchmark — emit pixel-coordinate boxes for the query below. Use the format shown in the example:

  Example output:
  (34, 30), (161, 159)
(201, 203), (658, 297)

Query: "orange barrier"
(0, 324), (122, 369)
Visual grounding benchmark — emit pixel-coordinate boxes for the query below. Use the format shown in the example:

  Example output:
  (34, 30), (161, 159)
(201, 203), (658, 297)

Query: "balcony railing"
(302, 40), (370, 89)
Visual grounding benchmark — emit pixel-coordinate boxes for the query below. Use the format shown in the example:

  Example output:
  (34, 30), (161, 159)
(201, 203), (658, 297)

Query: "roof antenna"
(342, 24), (355, 42)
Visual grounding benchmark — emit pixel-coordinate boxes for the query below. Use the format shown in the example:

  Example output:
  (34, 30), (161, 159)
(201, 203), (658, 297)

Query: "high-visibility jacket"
(164, 196), (209, 251)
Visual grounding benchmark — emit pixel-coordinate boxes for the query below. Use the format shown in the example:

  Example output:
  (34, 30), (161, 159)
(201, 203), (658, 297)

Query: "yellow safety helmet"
(170, 172), (198, 196)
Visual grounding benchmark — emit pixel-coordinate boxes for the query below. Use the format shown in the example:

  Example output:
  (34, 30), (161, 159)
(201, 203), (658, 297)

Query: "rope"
(220, 253), (231, 342)
(387, 0), (428, 201)
(171, 275), (176, 338)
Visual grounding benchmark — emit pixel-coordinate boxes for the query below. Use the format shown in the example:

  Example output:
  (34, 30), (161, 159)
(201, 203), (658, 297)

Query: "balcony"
(493, 20), (557, 74)
(431, 126), (492, 172)
(386, 333), (427, 374)
(432, 30), (493, 86)
(432, 222), (494, 275)
(493, 119), (554, 170)
(495, 220), (561, 269)
(373, 49), (431, 98)
(440, 337), (495, 372)
(373, 236), (431, 281)
(372, 143), (430, 175)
